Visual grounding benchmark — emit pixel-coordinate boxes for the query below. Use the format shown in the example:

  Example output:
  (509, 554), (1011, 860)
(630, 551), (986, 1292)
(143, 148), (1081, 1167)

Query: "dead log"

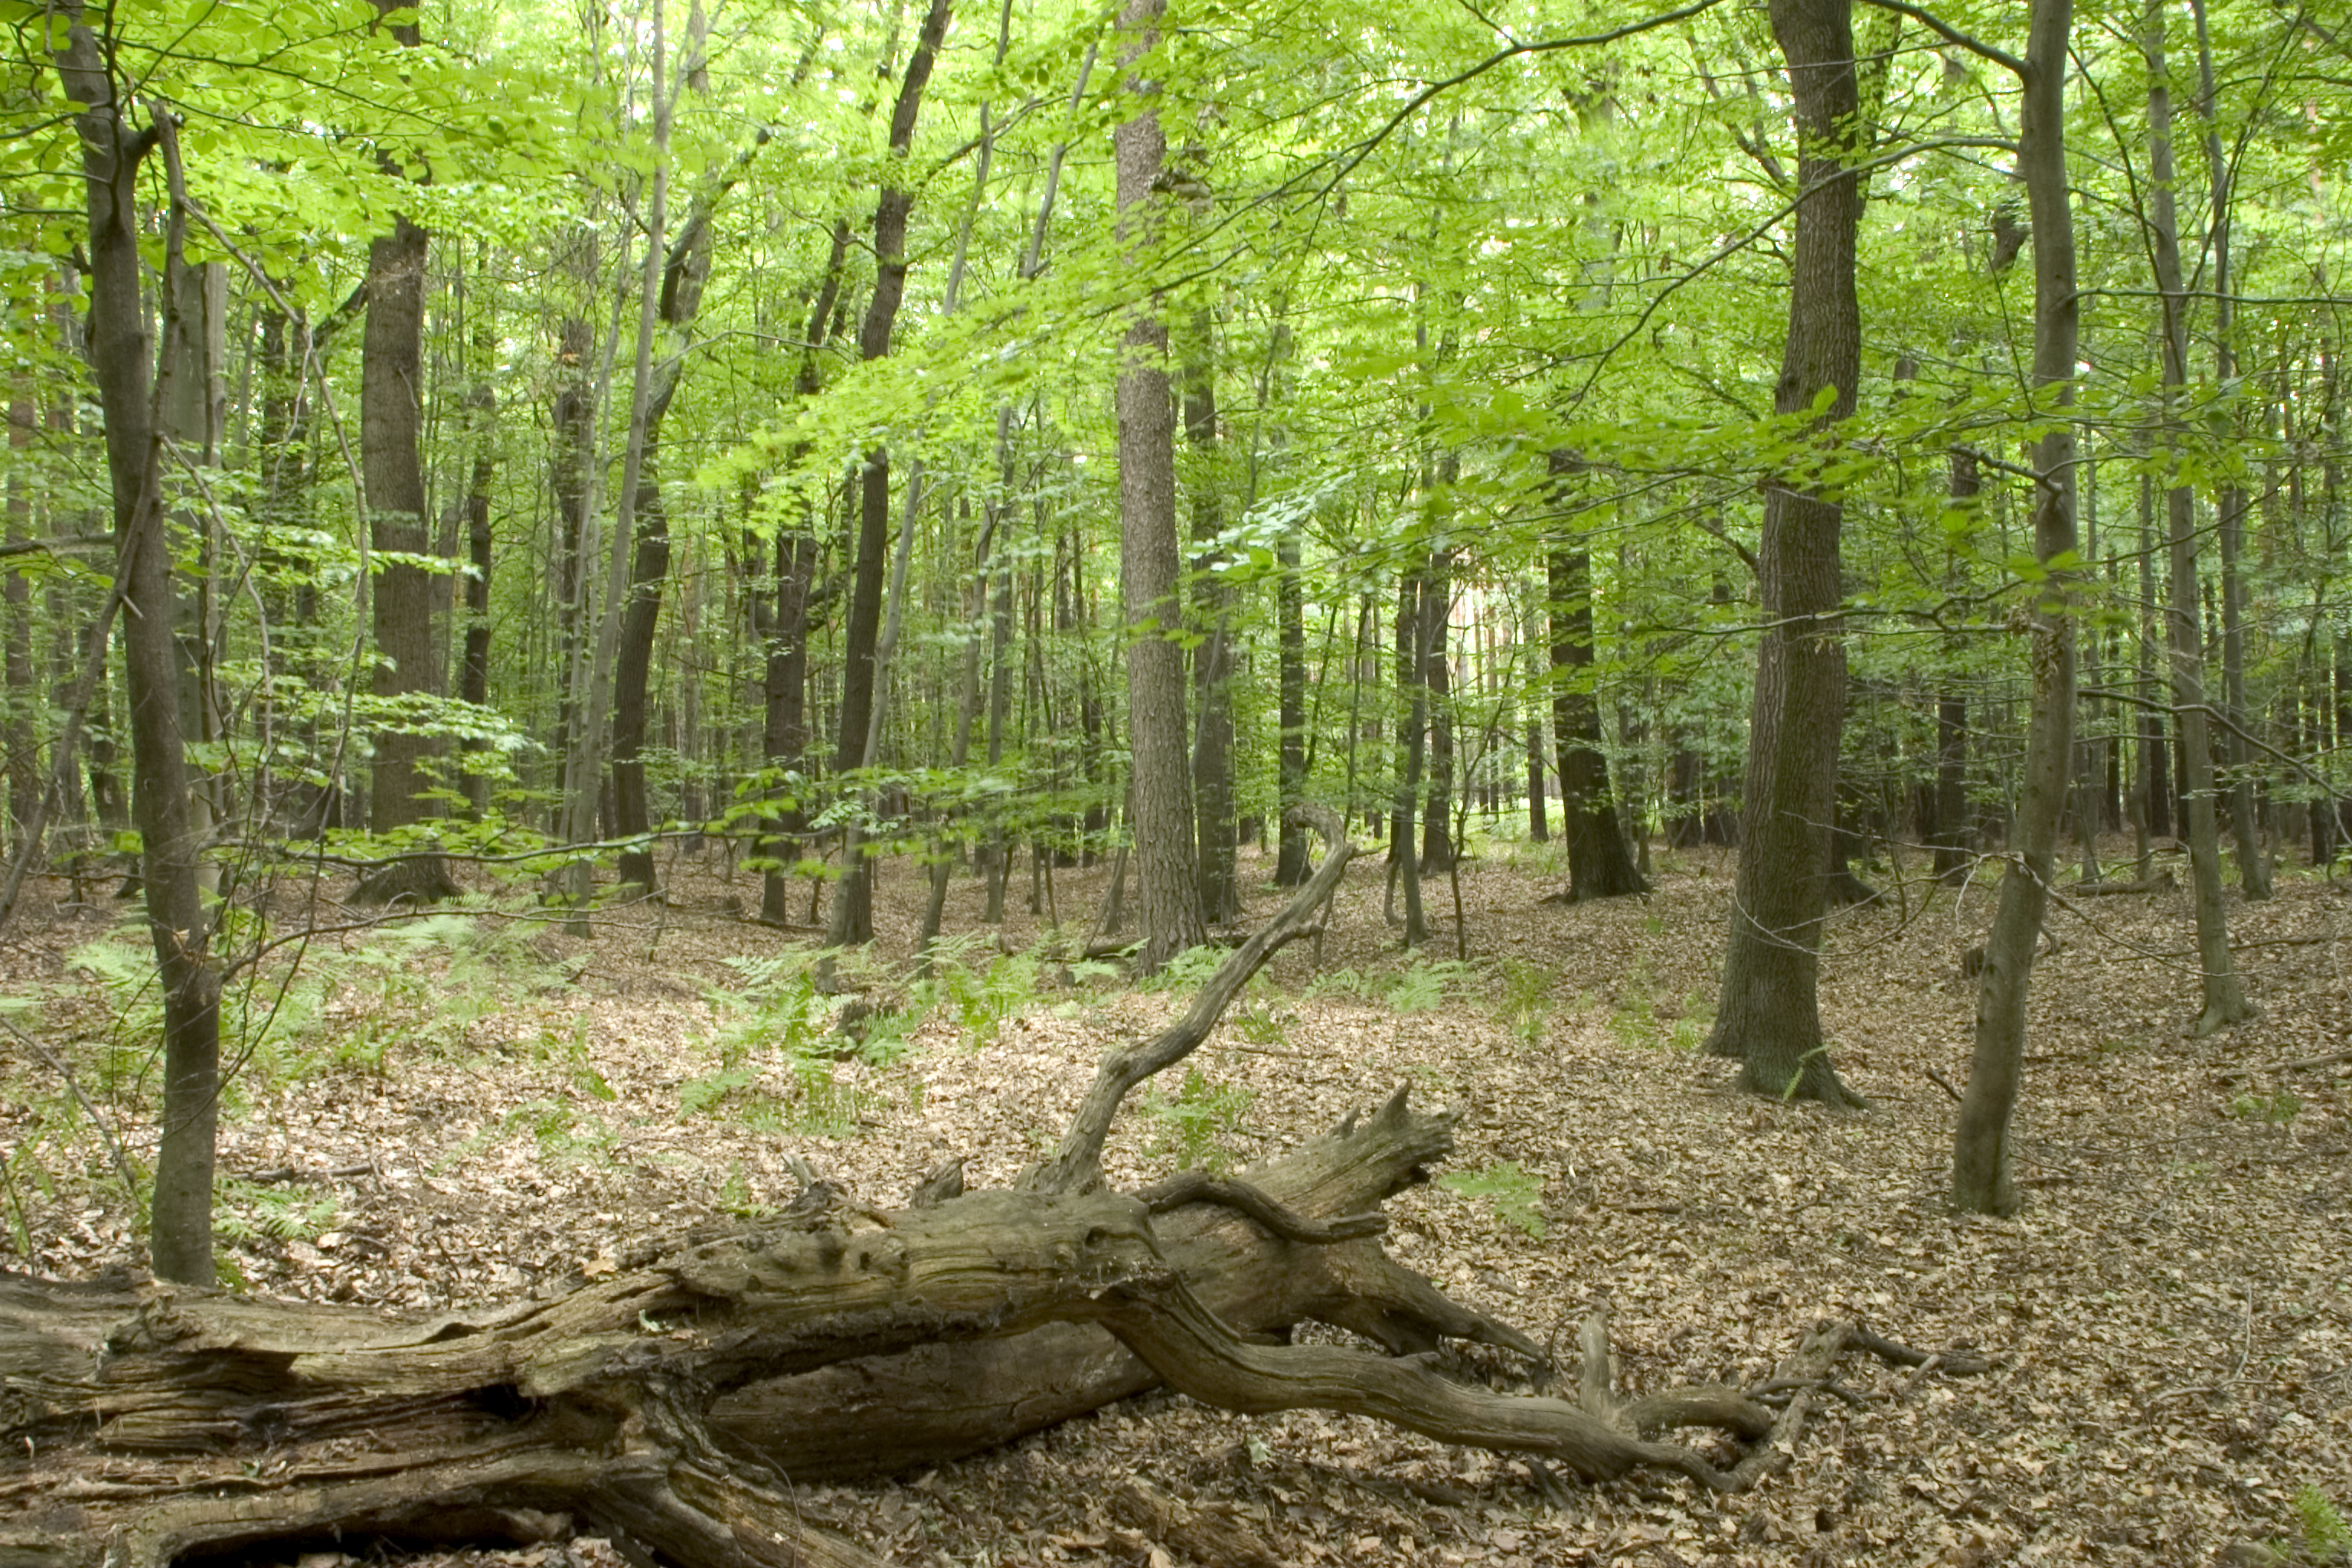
(0, 808), (1985, 1564)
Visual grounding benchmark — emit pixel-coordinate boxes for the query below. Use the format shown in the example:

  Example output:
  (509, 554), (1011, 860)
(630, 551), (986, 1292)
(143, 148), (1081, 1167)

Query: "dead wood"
(0, 808), (1990, 1564)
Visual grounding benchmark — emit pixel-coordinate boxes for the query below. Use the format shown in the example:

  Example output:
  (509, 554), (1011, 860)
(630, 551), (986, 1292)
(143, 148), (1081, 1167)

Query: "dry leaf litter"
(2, 838), (2347, 1567)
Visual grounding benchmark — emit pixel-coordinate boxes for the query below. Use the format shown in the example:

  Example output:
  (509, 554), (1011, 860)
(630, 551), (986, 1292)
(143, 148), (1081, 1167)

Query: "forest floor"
(2, 828), (2349, 1567)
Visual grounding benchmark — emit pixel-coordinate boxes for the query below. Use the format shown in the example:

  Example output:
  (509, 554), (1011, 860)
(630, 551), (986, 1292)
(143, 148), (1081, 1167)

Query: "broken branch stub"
(1028, 803), (1354, 1195)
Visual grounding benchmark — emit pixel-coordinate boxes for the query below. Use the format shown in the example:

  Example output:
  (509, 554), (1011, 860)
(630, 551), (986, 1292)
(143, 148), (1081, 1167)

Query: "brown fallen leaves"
(1, 835), (2346, 1566)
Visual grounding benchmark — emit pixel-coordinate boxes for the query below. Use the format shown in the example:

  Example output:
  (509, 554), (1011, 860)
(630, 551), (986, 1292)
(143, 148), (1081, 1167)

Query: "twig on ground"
(2, 1014), (140, 1202)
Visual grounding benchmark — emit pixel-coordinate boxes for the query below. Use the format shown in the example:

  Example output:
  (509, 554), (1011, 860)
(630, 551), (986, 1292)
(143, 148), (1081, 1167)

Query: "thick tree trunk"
(361, 213), (443, 842)
(1116, 0), (1204, 972)
(1702, 0), (1865, 1109)
(1952, 0), (2079, 1216)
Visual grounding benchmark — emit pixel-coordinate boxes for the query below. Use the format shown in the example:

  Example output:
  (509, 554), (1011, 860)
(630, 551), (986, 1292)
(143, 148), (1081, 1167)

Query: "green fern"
(1437, 1161), (1547, 1239)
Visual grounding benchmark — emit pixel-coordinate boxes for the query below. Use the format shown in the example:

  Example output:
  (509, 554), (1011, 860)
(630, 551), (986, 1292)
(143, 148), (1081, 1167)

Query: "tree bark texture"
(1116, 0), (1204, 973)
(1702, 0), (1864, 1109)
(756, 217), (851, 925)
(52, 65), (222, 1285)
(1952, 0), (2079, 1216)
(361, 215), (439, 836)
(1276, 525), (1311, 884)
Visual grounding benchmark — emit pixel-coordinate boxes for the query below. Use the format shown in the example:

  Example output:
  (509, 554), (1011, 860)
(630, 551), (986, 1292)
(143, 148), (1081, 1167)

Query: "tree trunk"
(1952, 0), (2079, 1215)
(1391, 568), (1429, 946)
(1116, 0), (1204, 973)
(829, 0), (952, 945)
(756, 219), (852, 926)
(360, 211), (442, 842)
(4, 398), (32, 858)
(612, 54), (722, 893)
(1276, 524), (1311, 884)
(51, 53), (222, 1285)
(2143, 3), (2252, 1037)
(1185, 308), (1241, 923)
(1545, 453), (1645, 901)
(1420, 541), (1457, 874)
(2190, 0), (2269, 902)
(456, 386), (495, 816)
(1702, 0), (1865, 1109)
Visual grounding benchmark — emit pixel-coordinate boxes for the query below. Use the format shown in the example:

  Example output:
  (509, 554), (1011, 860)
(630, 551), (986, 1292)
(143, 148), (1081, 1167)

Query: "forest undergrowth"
(2, 833), (2347, 1568)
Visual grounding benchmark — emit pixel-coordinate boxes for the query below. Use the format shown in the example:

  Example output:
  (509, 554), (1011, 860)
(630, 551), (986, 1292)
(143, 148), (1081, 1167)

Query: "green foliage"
(1143, 944), (1230, 996)
(213, 1177), (338, 1247)
(1302, 966), (1383, 1004)
(1232, 1000), (1289, 1049)
(1437, 1161), (1547, 1240)
(1494, 958), (1551, 1045)
(923, 933), (1043, 1047)
(1386, 959), (1473, 1014)
(62, 910), (563, 1108)
(1608, 961), (1659, 1050)
(1142, 1067), (1255, 1174)
(2290, 1486), (2351, 1563)
(683, 952), (874, 1135)
(2229, 1089), (2301, 1127)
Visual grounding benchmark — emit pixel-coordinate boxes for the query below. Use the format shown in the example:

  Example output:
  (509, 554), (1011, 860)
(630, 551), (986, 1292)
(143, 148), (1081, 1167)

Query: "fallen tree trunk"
(0, 809), (1986, 1565)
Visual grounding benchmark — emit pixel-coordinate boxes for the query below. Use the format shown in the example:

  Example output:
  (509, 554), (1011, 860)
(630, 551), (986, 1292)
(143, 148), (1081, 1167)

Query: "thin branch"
(1857, 0), (2027, 77)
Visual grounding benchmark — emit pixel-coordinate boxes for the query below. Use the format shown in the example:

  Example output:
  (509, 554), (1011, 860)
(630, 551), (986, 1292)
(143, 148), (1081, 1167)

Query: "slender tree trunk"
(2144, 4), (2251, 1035)
(1419, 541), (1456, 874)
(1275, 524), (1309, 884)
(1932, 447), (1977, 885)
(1952, 0), (2079, 1216)
(1702, 0), (1864, 1108)
(831, 0), (954, 944)
(612, 15), (718, 892)
(53, 38), (220, 1282)
(5, 398), (33, 857)
(756, 220), (851, 925)
(1184, 308), (1240, 923)
(1115, 0), (1203, 972)
(456, 385), (495, 816)
(2191, 0), (2269, 901)
(1391, 569), (1428, 946)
